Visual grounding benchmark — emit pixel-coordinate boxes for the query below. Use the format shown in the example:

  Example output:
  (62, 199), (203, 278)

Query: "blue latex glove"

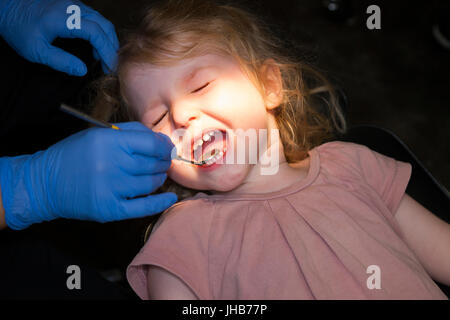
(0, 122), (178, 230)
(0, 0), (119, 76)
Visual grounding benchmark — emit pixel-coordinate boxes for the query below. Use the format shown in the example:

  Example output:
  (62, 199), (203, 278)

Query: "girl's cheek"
(166, 166), (189, 187)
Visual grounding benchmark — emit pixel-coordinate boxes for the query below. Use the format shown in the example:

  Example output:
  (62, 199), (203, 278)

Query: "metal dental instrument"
(175, 148), (220, 166)
(59, 103), (217, 166)
(173, 155), (207, 166)
(60, 103), (120, 130)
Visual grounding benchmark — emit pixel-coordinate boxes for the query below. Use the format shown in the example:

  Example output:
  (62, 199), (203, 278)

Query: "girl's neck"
(211, 155), (310, 196)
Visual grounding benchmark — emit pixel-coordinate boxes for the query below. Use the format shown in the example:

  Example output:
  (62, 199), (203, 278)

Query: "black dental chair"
(341, 124), (449, 223)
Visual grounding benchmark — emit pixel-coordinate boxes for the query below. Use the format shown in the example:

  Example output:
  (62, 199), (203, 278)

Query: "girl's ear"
(260, 59), (283, 110)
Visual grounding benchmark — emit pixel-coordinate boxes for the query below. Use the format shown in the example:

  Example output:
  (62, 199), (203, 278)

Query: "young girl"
(93, 0), (449, 299)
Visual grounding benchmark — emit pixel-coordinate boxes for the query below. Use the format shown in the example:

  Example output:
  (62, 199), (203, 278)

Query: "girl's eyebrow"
(178, 65), (214, 89)
(147, 65), (214, 110)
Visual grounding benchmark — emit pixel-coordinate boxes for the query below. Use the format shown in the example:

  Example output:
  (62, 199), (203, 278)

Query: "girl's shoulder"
(314, 140), (411, 185)
(314, 140), (412, 213)
(151, 195), (216, 234)
(314, 140), (390, 173)
(315, 140), (371, 155)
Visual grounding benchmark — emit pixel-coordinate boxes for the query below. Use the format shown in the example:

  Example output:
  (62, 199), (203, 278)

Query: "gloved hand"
(0, 122), (178, 230)
(0, 0), (119, 76)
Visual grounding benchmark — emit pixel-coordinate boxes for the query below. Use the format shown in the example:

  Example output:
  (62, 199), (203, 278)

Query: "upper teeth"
(193, 129), (227, 159)
(193, 129), (220, 152)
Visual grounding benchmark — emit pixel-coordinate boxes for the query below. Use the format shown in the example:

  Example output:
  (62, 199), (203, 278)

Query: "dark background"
(0, 0), (448, 298)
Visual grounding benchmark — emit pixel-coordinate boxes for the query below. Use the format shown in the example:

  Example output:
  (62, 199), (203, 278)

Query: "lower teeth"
(203, 148), (224, 165)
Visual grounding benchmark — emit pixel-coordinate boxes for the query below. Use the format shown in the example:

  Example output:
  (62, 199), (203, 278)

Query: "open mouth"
(191, 129), (228, 166)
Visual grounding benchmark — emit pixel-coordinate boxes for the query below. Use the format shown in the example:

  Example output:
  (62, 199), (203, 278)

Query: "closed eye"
(191, 82), (210, 94)
(152, 111), (168, 126)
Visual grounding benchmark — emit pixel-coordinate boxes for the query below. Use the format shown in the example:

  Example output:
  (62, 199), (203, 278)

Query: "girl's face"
(123, 53), (277, 192)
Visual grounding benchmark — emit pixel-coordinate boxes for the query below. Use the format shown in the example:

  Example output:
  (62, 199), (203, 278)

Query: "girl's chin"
(169, 164), (250, 192)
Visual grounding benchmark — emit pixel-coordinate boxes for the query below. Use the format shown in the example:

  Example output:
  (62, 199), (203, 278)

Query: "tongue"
(195, 132), (226, 161)
(202, 148), (220, 162)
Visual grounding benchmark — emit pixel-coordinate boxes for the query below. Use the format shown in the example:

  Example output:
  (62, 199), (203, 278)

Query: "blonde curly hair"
(91, 0), (347, 201)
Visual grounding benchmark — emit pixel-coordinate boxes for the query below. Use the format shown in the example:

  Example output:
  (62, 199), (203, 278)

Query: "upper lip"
(190, 128), (227, 161)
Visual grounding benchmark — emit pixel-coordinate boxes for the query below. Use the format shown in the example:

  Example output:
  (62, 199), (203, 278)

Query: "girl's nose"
(172, 104), (201, 128)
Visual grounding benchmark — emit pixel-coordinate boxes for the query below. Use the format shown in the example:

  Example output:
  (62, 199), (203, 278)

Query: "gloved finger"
(93, 47), (100, 60)
(39, 43), (87, 76)
(120, 173), (168, 199)
(119, 130), (174, 160)
(120, 192), (178, 219)
(155, 131), (174, 147)
(123, 154), (172, 176)
(63, 20), (116, 74)
(83, 9), (120, 52)
(83, 16), (118, 73)
(77, 1), (119, 53)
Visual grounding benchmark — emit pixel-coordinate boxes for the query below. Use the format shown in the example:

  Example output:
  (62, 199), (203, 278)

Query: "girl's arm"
(147, 265), (198, 300)
(394, 193), (450, 285)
